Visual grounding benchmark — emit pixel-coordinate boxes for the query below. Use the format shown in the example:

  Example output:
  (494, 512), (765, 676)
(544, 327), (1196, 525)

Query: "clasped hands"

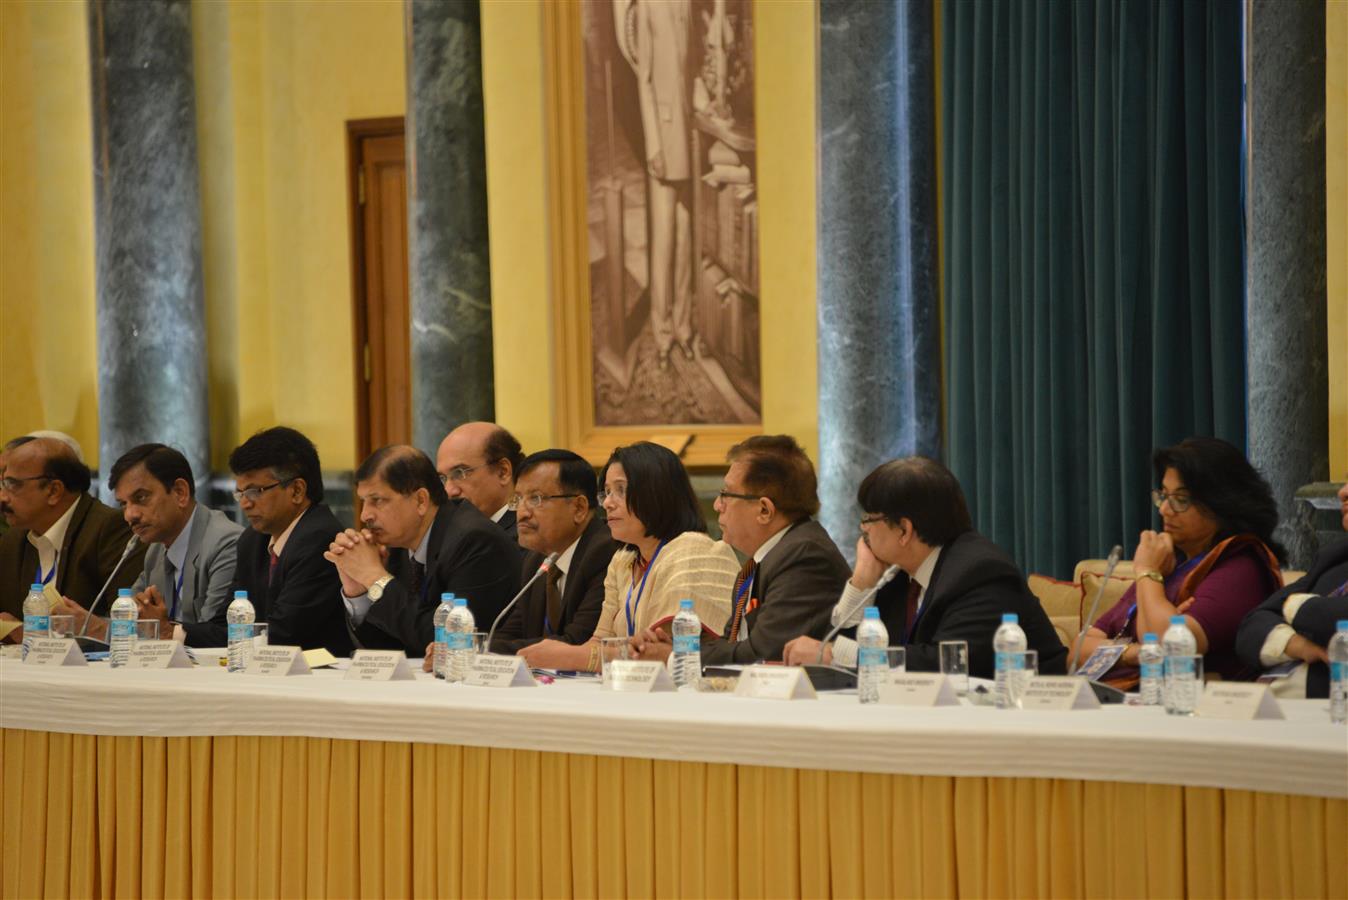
(323, 528), (391, 597)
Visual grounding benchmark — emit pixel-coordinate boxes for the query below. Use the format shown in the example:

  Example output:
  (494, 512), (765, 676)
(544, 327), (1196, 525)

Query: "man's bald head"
(0, 436), (92, 531)
(435, 422), (522, 518)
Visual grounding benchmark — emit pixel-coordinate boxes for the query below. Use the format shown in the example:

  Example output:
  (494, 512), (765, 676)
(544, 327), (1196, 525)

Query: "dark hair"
(857, 456), (973, 546)
(1153, 436), (1286, 563)
(30, 439), (92, 495)
(228, 426), (324, 503)
(601, 442), (706, 542)
(727, 434), (820, 521)
(355, 445), (448, 504)
(482, 426), (525, 481)
(2, 435), (35, 453)
(518, 449), (598, 510)
(108, 443), (195, 498)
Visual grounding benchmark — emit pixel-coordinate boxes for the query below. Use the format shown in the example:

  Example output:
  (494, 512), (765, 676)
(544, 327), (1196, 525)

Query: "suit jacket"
(1236, 537), (1348, 697)
(0, 493), (147, 618)
(354, 499), (521, 655)
(490, 516), (618, 654)
(497, 509), (518, 541)
(872, 531), (1067, 678)
(184, 504), (351, 655)
(132, 504), (243, 626)
(636, 0), (691, 179)
(701, 520), (851, 665)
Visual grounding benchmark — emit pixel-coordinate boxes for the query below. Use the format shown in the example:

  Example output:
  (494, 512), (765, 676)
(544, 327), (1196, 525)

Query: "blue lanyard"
(35, 557), (57, 587)
(624, 541), (667, 637)
(1125, 551), (1208, 625)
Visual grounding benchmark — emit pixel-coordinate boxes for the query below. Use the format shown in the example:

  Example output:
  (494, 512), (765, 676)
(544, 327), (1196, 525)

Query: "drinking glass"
(939, 640), (970, 696)
(1010, 649), (1038, 708)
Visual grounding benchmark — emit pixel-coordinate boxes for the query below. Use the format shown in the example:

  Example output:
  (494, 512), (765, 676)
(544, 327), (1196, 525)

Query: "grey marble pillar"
(1247, 0), (1327, 570)
(816, 0), (941, 555)
(405, 0), (494, 454)
(88, 0), (208, 492)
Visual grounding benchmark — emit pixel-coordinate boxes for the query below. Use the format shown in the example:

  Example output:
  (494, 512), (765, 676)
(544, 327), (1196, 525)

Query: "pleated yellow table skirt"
(2, 728), (1344, 899)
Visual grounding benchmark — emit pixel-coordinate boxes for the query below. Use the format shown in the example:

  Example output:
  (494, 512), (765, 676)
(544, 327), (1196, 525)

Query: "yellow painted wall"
(0, 1), (97, 464)
(1328, 0), (1347, 478)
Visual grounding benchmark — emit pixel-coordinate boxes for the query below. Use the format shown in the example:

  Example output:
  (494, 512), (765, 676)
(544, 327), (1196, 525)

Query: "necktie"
(408, 559), (426, 599)
(165, 559), (180, 621)
(1330, 578), (1348, 598)
(545, 564), (565, 634)
(903, 579), (921, 641)
(728, 558), (755, 642)
(268, 550), (280, 587)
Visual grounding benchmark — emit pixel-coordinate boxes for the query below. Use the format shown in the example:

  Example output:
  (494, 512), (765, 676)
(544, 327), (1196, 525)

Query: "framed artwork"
(544, 0), (762, 466)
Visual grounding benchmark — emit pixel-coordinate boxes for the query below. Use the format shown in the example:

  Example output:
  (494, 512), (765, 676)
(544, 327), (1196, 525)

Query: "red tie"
(903, 579), (921, 640)
(268, 550), (280, 587)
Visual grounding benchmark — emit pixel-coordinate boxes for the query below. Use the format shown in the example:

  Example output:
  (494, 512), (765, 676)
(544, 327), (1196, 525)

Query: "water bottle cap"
(679, 599), (693, 610)
(234, 590), (249, 599)
(1001, 613), (1018, 624)
(1142, 633), (1158, 642)
(1170, 615), (1185, 625)
(454, 598), (467, 607)
(117, 588), (133, 597)
(863, 607), (880, 619)
(1338, 620), (1348, 631)
(441, 593), (454, 602)
(30, 583), (43, 591)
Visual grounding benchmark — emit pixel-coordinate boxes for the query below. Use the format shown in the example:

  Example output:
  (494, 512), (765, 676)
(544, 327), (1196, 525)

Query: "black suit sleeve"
(910, 576), (1066, 676)
(1290, 596), (1348, 647)
(183, 600), (228, 647)
(1235, 574), (1315, 670)
(265, 529), (349, 653)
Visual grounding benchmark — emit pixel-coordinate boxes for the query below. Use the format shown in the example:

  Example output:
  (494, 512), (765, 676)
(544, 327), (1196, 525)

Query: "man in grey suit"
(634, 435), (850, 664)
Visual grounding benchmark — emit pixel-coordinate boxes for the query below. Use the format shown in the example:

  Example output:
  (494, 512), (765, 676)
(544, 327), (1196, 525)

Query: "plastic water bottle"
(108, 588), (137, 668)
(1138, 632), (1164, 707)
(445, 598), (476, 683)
(671, 599), (702, 689)
(20, 583), (48, 660)
(432, 593), (455, 680)
(1162, 615), (1199, 716)
(993, 613), (1028, 709)
(1329, 620), (1348, 725)
(856, 606), (890, 704)
(226, 590), (256, 673)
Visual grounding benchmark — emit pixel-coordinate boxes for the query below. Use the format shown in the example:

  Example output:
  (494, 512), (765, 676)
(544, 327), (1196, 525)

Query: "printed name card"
(603, 660), (676, 693)
(22, 638), (86, 667)
(1018, 676), (1101, 711)
(878, 672), (959, 707)
(245, 645), (311, 676)
(345, 650), (414, 681)
(734, 665), (817, 700)
(465, 654), (537, 688)
(1197, 682), (1284, 720)
(127, 640), (193, 669)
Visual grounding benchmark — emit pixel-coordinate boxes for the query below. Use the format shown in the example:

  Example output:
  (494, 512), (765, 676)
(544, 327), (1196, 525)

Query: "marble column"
(816, 0), (941, 555)
(1247, 0), (1327, 570)
(88, 0), (208, 492)
(405, 0), (494, 454)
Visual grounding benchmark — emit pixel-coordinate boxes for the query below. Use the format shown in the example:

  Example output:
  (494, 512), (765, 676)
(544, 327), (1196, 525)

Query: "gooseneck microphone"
(483, 551), (560, 657)
(815, 565), (901, 665)
(75, 534), (141, 642)
(1069, 544), (1123, 674)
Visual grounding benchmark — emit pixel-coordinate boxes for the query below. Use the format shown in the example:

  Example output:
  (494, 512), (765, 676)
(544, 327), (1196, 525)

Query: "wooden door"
(347, 118), (409, 464)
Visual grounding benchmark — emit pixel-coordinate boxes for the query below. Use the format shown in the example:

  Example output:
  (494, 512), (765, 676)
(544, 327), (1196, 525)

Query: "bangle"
(586, 644), (600, 673)
(1136, 570), (1164, 584)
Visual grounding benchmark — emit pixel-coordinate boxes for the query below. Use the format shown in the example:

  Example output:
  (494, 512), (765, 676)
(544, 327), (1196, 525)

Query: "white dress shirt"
(26, 498), (79, 586)
(832, 546), (943, 668)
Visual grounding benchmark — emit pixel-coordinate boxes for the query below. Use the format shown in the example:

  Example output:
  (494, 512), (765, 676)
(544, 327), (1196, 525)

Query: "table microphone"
(1069, 544), (1123, 675)
(482, 551), (560, 656)
(815, 564), (900, 664)
(74, 534), (141, 644)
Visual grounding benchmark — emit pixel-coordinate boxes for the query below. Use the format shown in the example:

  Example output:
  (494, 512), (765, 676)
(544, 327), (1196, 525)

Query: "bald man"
(0, 437), (146, 631)
(435, 422), (524, 542)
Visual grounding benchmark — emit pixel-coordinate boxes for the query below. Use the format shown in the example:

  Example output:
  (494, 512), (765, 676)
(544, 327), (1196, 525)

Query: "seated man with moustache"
(633, 435), (850, 665)
(328, 445), (520, 656)
(783, 457), (1067, 677)
(435, 422), (525, 542)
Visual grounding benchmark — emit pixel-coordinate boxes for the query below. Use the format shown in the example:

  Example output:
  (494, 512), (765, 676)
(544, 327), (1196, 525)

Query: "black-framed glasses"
(859, 513), (888, 527)
(233, 479), (293, 503)
(0, 475), (49, 492)
(439, 464), (483, 484)
(1150, 490), (1192, 514)
(717, 489), (763, 503)
(508, 492), (580, 511)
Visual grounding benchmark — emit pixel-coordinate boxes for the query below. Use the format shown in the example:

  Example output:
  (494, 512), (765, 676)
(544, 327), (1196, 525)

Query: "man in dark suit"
(329, 445), (520, 656)
(0, 437), (145, 634)
(783, 457), (1067, 677)
(1236, 480), (1348, 698)
(633, 435), (850, 665)
(435, 422), (524, 544)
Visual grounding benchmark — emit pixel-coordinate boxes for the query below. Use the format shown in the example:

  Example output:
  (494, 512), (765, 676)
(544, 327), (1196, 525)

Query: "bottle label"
(995, 650), (1010, 673)
(447, 632), (473, 651)
(110, 619), (136, 639)
(1166, 657), (1195, 678)
(435, 625), (447, 646)
(1140, 661), (1162, 680)
(673, 634), (700, 655)
(24, 614), (49, 634)
(227, 622), (251, 643)
(1331, 661), (1345, 682)
(858, 646), (886, 668)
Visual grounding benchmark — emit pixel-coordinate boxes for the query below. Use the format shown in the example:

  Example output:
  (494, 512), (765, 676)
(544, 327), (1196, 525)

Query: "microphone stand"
(73, 535), (141, 649)
(482, 551), (560, 657)
(1069, 544), (1123, 675)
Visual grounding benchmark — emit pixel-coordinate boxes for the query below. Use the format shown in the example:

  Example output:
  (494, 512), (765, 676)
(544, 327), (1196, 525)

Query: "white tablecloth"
(1, 659), (1343, 799)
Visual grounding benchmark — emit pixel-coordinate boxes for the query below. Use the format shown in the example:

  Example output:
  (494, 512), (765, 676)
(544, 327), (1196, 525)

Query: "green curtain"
(943, 0), (1245, 578)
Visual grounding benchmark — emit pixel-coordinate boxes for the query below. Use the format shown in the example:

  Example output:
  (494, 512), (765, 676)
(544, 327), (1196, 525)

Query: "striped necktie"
(728, 558), (756, 641)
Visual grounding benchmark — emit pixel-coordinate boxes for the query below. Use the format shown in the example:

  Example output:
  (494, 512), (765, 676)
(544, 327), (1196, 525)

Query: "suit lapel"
(54, 495), (93, 596)
(179, 505), (207, 618)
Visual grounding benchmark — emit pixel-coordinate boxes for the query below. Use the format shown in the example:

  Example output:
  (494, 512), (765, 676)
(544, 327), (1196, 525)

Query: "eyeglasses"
(508, 492), (580, 511)
(439, 464), (483, 484)
(595, 484), (628, 504)
(233, 479), (293, 503)
(716, 489), (763, 503)
(0, 475), (48, 492)
(859, 513), (888, 527)
(1150, 490), (1193, 513)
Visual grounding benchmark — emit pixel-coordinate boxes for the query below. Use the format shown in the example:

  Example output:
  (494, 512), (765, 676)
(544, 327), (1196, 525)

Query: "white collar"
(553, 531), (583, 575)
(490, 504), (509, 524)
(751, 521), (793, 564)
(26, 496), (80, 572)
(910, 545), (943, 595)
(413, 514), (434, 565)
(267, 506), (309, 558)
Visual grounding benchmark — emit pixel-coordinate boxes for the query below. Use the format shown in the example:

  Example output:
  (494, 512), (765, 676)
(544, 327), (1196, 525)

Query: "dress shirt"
(342, 519), (433, 626)
(832, 546), (943, 668)
(731, 525), (791, 643)
(268, 507), (309, 558)
(551, 532), (582, 597)
(1258, 593), (1318, 666)
(490, 505), (509, 524)
(26, 499), (79, 585)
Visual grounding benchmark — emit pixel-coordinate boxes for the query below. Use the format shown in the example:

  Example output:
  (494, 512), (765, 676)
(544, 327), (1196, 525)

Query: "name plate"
(1197, 682), (1284, 720)
(603, 659), (676, 693)
(345, 650), (414, 681)
(734, 665), (817, 700)
(127, 640), (192, 669)
(878, 672), (959, 707)
(465, 654), (536, 687)
(1018, 676), (1101, 711)
(22, 638), (86, 667)
(245, 645), (311, 676)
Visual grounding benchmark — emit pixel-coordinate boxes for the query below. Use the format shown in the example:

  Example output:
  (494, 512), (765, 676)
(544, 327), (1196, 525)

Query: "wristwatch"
(367, 574), (395, 601)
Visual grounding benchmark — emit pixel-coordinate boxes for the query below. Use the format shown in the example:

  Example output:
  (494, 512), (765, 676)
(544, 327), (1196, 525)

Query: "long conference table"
(1, 658), (1344, 899)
